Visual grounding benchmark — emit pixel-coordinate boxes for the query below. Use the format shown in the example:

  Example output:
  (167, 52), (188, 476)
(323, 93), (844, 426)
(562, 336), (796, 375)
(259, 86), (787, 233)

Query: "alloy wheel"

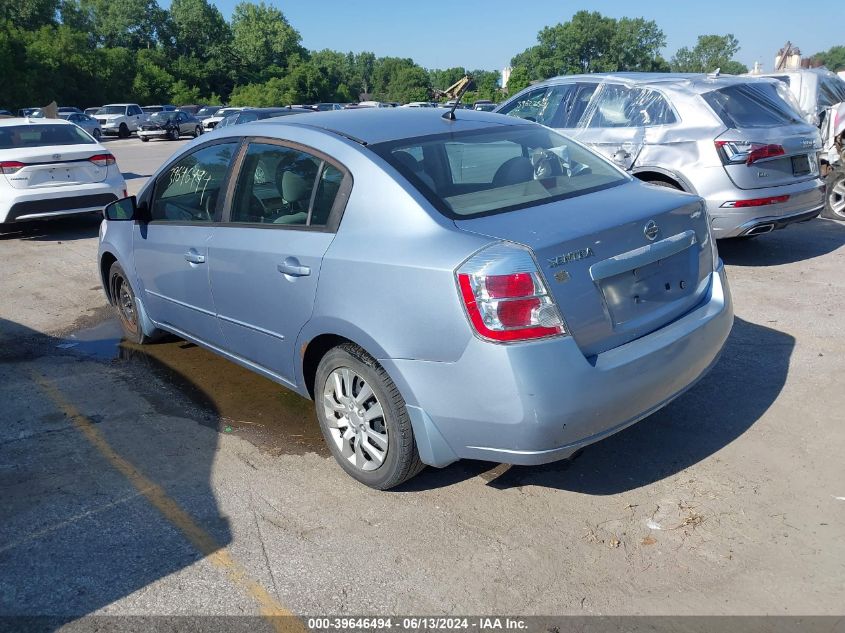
(322, 367), (388, 471)
(830, 179), (845, 219)
(115, 276), (137, 333)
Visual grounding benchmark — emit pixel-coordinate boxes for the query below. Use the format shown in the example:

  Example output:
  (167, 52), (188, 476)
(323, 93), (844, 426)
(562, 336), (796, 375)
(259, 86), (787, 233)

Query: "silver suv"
(496, 73), (825, 238)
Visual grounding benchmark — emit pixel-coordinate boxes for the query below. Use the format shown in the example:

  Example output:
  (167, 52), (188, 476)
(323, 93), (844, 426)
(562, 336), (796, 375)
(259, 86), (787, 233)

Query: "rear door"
(567, 83), (678, 170)
(209, 139), (350, 382)
(133, 140), (239, 345)
(703, 82), (821, 190)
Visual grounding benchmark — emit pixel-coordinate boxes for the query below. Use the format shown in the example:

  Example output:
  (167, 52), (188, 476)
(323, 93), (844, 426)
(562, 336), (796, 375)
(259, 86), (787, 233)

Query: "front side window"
(150, 142), (237, 223)
(0, 124), (95, 149)
(229, 143), (344, 227)
(373, 125), (628, 219)
(97, 106), (127, 115)
(498, 85), (573, 127)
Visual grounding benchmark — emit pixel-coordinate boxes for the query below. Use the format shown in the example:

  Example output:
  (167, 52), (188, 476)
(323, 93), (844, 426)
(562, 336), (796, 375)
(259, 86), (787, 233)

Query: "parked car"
(202, 107), (247, 130)
(59, 112), (102, 140)
(97, 108), (732, 489)
(751, 68), (845, 220)
(84, 107), (101, 117)
(138, 111), (203, 142)
(177, 104), (203, 115)
(215, 107), (313, 128)
(95, 103), (145, 138)
(141, 105), (176, 115)
(0, 110), (13, 117)
(17, 108), (42, 117)
(311, 103), (344, 111)
(0, 118), (126, 226)
(57, 106), (83, 115)
(474, 103), (497, 112)
(496, 73), (825, 238)
(195, 105), (223, 121)
(402, 101), (434, 108)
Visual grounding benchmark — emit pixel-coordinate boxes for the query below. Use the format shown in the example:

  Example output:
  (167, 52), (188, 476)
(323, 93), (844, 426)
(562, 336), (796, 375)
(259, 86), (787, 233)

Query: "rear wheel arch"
(633, 169), (692, 193)
(302, 333), (359, 400)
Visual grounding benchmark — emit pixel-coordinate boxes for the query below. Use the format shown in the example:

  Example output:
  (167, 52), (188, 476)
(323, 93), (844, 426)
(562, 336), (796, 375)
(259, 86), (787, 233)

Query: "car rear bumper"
(381, 265), (733, 468)
(0, 181), (125, 223)
(705, 178), (825, 238)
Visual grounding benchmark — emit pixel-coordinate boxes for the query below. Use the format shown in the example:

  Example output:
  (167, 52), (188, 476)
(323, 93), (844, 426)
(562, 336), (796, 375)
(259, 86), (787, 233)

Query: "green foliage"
(132, 48), (173, 104)
(170, 79), (202, 104)
(670, 34), (746, 74)
(505, 66), (532, 96)
(80, 0), (166, 49)
(510, 10), (666, 81)
(230, 1), (304, 82)
(0, 0), (58, 29)
(812, 46), (845, 72)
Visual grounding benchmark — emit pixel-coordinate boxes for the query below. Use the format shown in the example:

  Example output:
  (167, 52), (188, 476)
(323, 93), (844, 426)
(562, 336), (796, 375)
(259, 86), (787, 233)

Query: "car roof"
(261, 107), (532, 145)
(534, 72), (774, 94)
(0, 118), (74, 127)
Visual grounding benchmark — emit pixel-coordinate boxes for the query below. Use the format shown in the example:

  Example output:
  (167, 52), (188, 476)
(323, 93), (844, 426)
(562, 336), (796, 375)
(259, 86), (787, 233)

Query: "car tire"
(822, 167), (845, 221)
(314, 344), (425, 489)
(140, 136), (149, 142)
(108, 261), (159, 345)
(168, 127), (179, 141)
(118, 123), (129, 139)
(194, 125), (202, 137)
(92, 129), (101, 141)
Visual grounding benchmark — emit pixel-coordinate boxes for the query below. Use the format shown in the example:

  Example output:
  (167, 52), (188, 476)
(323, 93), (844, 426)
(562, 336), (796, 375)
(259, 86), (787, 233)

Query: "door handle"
(277, 259), (311, 277)
(184, 250), (206, 264)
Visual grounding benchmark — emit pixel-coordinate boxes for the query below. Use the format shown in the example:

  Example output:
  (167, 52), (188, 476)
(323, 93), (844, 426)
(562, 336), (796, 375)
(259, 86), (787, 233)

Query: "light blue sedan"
(98, 108), (733, 489)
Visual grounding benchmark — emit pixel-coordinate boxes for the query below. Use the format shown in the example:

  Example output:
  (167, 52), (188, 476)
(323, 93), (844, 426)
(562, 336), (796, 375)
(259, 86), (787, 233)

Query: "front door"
(209, 140), (349, 383)
(133, 140), (239, 345)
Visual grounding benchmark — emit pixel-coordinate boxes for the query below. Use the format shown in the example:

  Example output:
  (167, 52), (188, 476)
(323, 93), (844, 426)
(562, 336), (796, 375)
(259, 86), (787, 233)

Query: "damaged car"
(98, 108), (732, 489)
(497, 73), (825, 238)
(138, 111), (203, 142)
(751, 68), (845, 220)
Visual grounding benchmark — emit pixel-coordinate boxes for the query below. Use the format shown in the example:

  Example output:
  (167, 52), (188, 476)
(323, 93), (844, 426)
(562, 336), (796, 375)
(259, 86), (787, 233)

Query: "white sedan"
(0, 118), (127, 226)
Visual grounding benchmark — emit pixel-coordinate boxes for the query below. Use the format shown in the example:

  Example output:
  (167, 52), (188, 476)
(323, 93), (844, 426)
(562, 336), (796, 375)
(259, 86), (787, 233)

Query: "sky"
(197, 0), (839, 74)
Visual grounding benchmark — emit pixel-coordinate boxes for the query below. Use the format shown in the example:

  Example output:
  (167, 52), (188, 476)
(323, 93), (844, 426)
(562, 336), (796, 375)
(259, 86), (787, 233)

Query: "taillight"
(0, 161), (25, 175)
(715, 141), (785, 166)
(89, 153), (115, 167)
(456, 242), (566, 343)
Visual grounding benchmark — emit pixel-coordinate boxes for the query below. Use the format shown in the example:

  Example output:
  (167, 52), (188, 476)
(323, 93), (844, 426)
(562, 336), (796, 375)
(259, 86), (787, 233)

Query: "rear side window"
(702, 83), (803, 128)
(373, 125), (628, 219)
(150, 142), (237, 223)
(0, 124), (94, 149)
(579, 84), (677, 128)
(228, 142), (345, 228)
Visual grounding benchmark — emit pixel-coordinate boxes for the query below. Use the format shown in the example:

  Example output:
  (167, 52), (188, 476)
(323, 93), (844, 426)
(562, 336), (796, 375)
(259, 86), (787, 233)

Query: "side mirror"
(103, 196), (137, 221)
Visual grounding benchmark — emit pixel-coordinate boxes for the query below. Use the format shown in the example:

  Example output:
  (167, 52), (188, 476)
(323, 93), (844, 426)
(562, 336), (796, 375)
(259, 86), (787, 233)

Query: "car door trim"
(145, 289), (217, 317)
(217, 313), (286, 340)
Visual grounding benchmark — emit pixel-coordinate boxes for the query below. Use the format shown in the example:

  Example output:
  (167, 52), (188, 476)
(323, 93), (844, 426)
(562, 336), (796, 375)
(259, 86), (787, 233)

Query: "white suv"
(94, 103), (146, 138)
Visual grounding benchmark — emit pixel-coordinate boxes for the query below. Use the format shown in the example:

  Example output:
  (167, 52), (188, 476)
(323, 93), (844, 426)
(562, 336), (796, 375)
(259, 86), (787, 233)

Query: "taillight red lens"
(89, 153), (115, 167)
(455, 243), (566, 343)
(721, 195), (789, 208)
(486, 272), (535, 298)
(0, 161), (25, 175)
(746, 144), (785, 165)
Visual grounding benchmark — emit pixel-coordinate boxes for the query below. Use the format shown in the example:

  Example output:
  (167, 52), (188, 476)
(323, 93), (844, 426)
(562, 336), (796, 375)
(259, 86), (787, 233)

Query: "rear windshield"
(97, 106), (126, 115)
(0, 124), (95, 149)
(702, 83), (803, 128)
(371, 125), (628, 219)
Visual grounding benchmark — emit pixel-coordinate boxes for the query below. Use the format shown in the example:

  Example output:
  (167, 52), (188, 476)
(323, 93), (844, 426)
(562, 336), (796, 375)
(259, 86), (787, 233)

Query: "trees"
(230, 1), (304, 82)
(508, 11), (666, 90)
(80, 0), (167, 50)
(812, 46), (845, 72)
(670, 34), (748, 74)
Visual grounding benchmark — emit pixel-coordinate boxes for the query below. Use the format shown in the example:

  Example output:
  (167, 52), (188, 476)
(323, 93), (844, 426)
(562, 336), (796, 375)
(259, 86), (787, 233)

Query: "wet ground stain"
(61, 319), (328, 458)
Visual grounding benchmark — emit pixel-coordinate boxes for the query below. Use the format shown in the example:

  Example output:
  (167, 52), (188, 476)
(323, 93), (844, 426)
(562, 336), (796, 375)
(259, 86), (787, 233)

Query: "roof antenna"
(442, 75), (474, 121)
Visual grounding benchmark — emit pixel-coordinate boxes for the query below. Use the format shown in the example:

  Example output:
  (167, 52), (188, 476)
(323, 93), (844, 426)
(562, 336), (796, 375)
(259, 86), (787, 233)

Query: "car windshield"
(0, 124), (95, 149)
(371, 125), (628, 219)
(97, 106), (126, 115)
(702, 83), (803, 128)
(197, 107), (220, 116)
(150, 112), (176, 123)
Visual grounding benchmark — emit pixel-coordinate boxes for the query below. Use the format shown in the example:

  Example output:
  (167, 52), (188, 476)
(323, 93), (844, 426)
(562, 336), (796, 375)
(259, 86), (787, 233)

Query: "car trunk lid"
(0, 145), (110, 189)
(453, 181), (714, 357)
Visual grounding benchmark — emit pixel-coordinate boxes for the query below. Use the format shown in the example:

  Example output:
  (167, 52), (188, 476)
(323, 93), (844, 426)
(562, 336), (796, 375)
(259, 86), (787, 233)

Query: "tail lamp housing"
(715, 140), (785, 166)
(456, 242), (566, 343)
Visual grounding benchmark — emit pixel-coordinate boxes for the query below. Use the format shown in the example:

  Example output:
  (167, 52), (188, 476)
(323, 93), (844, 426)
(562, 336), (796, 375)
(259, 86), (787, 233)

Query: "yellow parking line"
(30, 371), (305, 633)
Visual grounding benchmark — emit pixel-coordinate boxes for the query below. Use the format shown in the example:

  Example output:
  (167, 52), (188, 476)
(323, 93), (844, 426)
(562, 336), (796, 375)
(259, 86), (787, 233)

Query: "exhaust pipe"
(744, 223), (775, 236)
